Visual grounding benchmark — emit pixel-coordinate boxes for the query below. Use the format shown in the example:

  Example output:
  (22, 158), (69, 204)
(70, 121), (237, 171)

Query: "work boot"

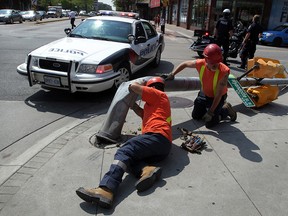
(135, 166), (162, 192)
(223, 102), (237, 121)
(76, 187), (113, 209)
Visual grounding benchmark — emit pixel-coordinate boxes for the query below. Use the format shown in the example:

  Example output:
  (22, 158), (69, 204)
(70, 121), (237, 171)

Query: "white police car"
(17, 12), (165, 93)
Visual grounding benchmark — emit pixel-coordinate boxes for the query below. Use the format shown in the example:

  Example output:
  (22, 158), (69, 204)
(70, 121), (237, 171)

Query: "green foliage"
(112, 0), (135, 11)
(37, 0), (113, 11)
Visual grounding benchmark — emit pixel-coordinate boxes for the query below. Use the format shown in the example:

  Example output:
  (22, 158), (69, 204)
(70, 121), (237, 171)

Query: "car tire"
(151, 48), (161, 68)
(19, 18), (23, 23)
(113, 63), (131, 89)
(273, 38), (282, 47)
(7, 18), (13, 24)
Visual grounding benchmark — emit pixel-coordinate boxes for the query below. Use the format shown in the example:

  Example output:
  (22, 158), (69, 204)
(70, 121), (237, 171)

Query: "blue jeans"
(99, 133), (171, 193)
(192, 91), (229, 128)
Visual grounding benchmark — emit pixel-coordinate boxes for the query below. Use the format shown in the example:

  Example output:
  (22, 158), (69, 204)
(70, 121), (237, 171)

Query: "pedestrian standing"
(160, 17), (165, 34)
(165, 44), (237, 128)
(76, 77), (172, 209)
(156, 14), (160, 27)
(214, 9), (234, 66)
(238, 15), (263, 69)
(69, 10), (76, 29)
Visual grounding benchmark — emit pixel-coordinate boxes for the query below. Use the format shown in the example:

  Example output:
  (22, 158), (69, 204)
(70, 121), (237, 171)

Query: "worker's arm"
(170, 60), (197, 77)
(210, 73), (229, 113)
(128, 82), (144, 118)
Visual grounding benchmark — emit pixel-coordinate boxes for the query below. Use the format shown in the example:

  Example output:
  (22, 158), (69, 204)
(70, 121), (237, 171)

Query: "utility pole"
(31, 0), (37, 12)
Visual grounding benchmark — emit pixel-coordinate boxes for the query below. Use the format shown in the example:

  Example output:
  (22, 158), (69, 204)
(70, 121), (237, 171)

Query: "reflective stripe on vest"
(166, 116), (172, 124)
(199, 65), (219, 96)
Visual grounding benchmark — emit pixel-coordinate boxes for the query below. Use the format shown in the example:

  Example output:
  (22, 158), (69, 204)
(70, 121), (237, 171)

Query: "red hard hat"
(203, 44), (222, 64)
(146, 77), (165, 87)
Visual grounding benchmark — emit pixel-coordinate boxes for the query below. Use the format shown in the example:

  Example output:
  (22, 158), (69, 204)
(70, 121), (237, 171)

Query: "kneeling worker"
(165, 43), (237, 128)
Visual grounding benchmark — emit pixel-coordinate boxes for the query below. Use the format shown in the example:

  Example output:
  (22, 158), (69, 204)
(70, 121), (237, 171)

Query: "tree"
(112, 0), (135, 11)
(37, 0), (114, 11)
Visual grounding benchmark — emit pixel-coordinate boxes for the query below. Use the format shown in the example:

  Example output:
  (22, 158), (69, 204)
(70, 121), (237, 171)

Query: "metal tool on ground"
(178, 127), (206, 154)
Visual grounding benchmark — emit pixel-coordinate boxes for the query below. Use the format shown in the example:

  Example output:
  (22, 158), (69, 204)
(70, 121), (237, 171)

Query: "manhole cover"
(169, 96), (194, 108)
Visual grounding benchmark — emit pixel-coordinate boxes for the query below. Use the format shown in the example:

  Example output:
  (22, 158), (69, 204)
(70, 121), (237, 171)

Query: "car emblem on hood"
(53, 63), (61, 68)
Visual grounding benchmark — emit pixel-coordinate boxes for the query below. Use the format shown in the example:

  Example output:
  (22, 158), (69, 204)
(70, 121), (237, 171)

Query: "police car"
(17, 12), (165, 93)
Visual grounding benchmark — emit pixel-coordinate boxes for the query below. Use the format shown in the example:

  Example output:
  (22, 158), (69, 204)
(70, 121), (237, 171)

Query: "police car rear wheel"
(114, 64), (131, 89)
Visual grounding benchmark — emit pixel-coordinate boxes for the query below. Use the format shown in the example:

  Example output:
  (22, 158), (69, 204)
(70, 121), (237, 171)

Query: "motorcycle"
(190, 24), (246, 59)
(189, 32), (216, 58)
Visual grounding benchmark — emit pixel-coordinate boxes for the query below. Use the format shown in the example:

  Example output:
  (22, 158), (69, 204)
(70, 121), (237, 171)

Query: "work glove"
(160, 72), (174, 81)
(202, 110), (214, 122)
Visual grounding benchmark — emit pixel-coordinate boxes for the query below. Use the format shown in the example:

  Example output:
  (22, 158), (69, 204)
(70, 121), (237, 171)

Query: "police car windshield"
(70, 19), (132, 43)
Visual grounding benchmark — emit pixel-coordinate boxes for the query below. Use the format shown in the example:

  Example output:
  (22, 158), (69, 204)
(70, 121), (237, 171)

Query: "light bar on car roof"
(98, 10), (139, 19)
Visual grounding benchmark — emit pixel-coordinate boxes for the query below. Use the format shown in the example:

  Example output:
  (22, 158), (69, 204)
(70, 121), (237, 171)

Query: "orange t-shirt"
(195, 59), (230, 97)
(141, 86), (172, 142)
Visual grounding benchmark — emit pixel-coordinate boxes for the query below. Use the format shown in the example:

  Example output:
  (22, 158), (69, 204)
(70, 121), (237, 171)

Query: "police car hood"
(30, 37), (130, 62)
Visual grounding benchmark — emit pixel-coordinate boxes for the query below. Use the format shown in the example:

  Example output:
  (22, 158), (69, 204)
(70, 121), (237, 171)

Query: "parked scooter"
(190, 22), (246, 59)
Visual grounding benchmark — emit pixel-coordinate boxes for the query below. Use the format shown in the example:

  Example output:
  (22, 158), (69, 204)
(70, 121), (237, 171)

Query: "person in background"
(214, 8), (234, 66)
(156, 14), (160, 27)
(165, 44), (237, 128)
(238, 15), (263, 69)
(76, 77), (172, 209)
(160, 17), (165, 34)
(69, 10), (76, 29)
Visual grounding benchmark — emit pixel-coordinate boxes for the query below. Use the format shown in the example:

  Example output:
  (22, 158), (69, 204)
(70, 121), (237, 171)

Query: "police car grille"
(39, 59), (69, 72)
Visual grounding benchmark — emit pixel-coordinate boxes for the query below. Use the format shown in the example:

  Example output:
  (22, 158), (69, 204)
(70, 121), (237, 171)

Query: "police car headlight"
(78, 64), (113, 74)
(78, 64), (98, 74)
(266, 33), (273, 37)
(30, 57), (39, 67)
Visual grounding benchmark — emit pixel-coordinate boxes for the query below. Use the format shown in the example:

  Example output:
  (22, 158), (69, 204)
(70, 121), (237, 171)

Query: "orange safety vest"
(199, 65), (219, 96)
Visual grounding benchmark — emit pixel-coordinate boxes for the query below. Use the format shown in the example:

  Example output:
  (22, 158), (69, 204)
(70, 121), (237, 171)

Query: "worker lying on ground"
(76, 77), (172, 208)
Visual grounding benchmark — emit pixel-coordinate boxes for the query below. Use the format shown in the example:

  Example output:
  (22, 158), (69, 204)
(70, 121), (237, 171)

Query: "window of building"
(190, 0), (208, 28)
(180, 0), (188, 23)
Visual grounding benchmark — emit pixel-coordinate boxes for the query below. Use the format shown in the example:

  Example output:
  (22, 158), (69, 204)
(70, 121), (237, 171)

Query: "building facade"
(145, 0), (288, 33)
(167, 0), (272, 32)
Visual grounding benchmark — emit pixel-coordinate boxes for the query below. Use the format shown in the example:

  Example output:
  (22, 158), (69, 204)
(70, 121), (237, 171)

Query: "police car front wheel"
(114, 64), (131, 89)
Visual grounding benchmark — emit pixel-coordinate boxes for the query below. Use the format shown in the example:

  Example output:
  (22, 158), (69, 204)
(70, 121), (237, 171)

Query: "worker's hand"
(202, 110), (214, 122)
(161, 72), (174, 81)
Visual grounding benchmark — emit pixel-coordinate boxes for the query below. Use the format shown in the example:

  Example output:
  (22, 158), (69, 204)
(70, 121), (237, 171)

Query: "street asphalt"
(0, 18), (288, 216)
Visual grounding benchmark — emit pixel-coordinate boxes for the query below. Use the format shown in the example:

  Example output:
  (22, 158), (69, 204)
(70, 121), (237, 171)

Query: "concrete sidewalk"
(1, 22), (288, 216)
(1, 88), (288, 216)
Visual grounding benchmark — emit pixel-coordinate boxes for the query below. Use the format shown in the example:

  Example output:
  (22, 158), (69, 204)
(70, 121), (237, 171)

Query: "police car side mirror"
(128, 34), (135, 43)
(64, 28), (71, 35)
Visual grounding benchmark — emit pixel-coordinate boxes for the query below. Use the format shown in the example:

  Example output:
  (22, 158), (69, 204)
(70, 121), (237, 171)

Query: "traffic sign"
(228, 74), (255, 107)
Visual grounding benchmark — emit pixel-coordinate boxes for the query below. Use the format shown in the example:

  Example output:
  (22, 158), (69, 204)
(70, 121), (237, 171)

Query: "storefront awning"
(150, 0), (161, 8)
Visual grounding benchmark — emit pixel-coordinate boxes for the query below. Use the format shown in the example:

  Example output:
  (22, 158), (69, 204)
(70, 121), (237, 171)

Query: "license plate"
(44, 76), (61, 87)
